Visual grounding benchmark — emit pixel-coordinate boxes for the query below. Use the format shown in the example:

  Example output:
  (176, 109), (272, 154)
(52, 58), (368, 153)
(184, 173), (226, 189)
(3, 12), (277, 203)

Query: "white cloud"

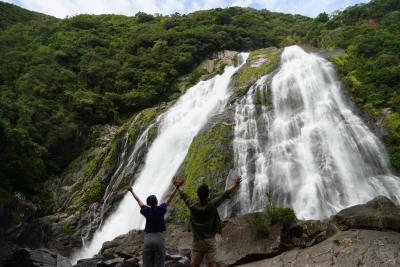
(5, 0), (370, 18)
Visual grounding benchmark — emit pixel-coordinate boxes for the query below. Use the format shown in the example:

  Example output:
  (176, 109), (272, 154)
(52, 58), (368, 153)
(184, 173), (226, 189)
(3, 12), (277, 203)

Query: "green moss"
(83, 151), (104, 181)
(176, 123), (233, 220)
(234, 47), (280, 98)
(71, 178), (105, 211)
(183, 123), (232, 187)
(250, 48), (273, 57)
(101, 142), (119, 174)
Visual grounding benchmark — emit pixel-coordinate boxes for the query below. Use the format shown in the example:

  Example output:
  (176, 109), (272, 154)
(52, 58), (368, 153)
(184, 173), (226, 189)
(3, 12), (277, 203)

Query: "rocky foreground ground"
(1, 195), (400, 267)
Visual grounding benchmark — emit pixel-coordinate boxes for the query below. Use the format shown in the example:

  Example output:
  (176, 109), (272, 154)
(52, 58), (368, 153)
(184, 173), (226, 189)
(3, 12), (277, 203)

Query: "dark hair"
(146, 195), (158, 208)
(197, 184), (210, 201)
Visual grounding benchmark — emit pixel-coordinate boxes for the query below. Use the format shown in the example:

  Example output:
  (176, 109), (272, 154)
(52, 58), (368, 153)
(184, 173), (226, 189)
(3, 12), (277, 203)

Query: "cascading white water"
(233, 45), (400, 220)
(229, 75), (271, 215)
(71, 53), (249, 262)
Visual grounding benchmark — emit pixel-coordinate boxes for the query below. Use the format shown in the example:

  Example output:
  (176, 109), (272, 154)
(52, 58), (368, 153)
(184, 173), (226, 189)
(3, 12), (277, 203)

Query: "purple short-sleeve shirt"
(140, 203), (167, 233)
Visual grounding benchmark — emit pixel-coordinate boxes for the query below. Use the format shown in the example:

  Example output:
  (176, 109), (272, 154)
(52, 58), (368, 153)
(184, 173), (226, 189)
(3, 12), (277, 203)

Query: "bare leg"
(208, 262), (218, 267)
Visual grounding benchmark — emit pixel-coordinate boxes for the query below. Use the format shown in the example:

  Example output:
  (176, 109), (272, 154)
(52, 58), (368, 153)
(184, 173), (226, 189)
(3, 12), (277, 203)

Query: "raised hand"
(234, 176), (242, 186)
(125, 186), (133, 193)
(173, 176), (184, 188)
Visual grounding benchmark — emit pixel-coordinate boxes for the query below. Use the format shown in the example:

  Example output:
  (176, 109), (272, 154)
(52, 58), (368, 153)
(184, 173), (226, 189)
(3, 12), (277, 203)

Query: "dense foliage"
(0, 2), (45, 29)
(0, 3), (313, 198)
(308, 0), (400, 172)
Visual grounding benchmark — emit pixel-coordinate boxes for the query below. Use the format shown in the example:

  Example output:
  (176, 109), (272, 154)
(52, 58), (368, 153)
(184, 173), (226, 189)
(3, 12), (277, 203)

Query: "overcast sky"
(5, 0), (370, 18)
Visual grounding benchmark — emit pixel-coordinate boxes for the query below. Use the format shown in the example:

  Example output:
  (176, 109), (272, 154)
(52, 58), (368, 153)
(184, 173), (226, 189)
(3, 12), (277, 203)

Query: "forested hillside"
(0, 1), (47, 29)
(0, 0), (399, 217)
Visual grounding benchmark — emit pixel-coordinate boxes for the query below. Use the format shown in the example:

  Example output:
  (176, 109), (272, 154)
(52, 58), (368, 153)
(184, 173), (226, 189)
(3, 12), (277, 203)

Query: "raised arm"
(173, 177), (191, 207)
(126, 186), (145, 207)
(226, 176), (242, 193)
(165, 185), (180, 205)
(212, 176), (242, 207)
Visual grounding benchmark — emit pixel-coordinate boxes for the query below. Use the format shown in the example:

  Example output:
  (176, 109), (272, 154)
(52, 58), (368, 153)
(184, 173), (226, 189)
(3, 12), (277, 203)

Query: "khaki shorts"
(192, 238), (217, 265)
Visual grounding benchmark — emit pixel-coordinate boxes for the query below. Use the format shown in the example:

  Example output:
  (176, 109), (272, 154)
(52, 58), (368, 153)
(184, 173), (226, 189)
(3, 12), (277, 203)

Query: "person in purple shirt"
(126, 180), (180, 267)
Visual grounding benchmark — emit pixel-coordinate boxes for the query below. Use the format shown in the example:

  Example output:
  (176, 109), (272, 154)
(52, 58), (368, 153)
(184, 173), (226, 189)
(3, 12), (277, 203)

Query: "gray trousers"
(143, 232), (165, 267)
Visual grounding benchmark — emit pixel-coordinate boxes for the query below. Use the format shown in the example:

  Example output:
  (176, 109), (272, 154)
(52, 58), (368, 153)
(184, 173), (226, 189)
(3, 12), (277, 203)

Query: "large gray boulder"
(332, 196), (400, 232)
(238, 229), (400, 267)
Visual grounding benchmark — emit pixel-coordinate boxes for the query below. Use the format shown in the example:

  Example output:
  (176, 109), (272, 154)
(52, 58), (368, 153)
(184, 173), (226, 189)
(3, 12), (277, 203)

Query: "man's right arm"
(173, 177), (192, 208)
(178, 188), (192, 208)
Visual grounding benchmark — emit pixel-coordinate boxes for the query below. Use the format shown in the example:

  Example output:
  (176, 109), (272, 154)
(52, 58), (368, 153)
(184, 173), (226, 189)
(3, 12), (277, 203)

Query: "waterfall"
(71, 52), (249, 262)
(229, 75), (272, 215)
(232, 45), (400, 220)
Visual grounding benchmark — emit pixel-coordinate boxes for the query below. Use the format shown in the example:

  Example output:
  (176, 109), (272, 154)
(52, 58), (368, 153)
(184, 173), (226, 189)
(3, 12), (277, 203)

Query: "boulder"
(216, 213), (282, 266)
(100, 226), (192, 260)
(114, 257), (139, 267)
(74, 257), (106, 267)
(103, 257), (124, 266)
(73, 257), (140, 267)
(100, 230), (144, 259)
(1, 248), (72, 267)
(332, 196), (400, 232)
(238, 229), (400, 267)
(292, 220), (338, 248)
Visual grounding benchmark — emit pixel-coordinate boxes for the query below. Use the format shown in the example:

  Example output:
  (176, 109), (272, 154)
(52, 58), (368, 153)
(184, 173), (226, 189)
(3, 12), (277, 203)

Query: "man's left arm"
(211, 176), (242, 207)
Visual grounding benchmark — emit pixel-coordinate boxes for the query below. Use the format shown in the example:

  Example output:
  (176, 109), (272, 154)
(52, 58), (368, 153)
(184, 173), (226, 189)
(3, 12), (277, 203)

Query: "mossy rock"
(232, 47), (281, 100)
(176, 122), (234, 221)
(70, 178), (105, 212)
